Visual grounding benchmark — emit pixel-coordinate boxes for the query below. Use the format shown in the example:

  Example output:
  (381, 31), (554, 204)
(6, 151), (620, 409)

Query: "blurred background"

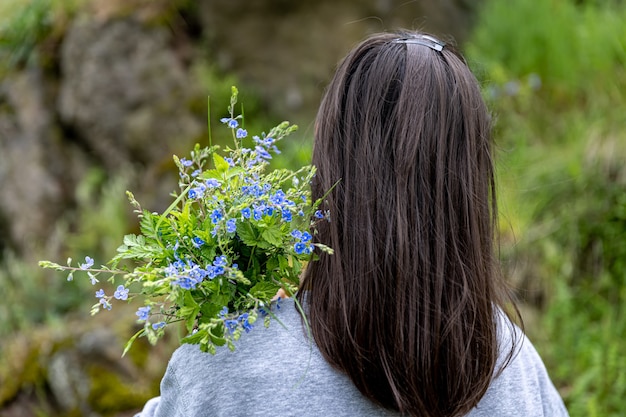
(0, 0), (624, 416)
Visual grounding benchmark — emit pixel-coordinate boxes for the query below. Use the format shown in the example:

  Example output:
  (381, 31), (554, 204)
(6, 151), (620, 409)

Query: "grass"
(467, 0), (626, 415)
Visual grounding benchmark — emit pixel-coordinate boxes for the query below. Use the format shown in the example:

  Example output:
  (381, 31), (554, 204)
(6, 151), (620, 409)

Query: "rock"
(57, 15), (203, 216)
(47, 350), (91, 414)
(0, 308), (175, 416)
(0, 67), (65, 258)
(58, 16), (202, 169)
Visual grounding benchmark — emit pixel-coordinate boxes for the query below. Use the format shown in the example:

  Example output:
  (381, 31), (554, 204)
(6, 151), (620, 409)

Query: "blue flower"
(291, 230), (303, 239)
(188, 265), (207, 284)
(224, 319), (238, 334)
(225, 157), (235, 167)
(226, 219), (237, 233)
(95, 289), (105, 298)
(80, 256), (94, 270)
(239, 313), (253, 333)
(188, 188), (198, 199)
(294, 242), (307, 254)
(270, 190), (286, 205)
(281, 208), (292, 222)
(214, 255), (228, 267)
(152, 322), (166, 330)
(136, 306), (151, 321)
(191, 169), (201, 177)
(241, 207), (251, 218)
(180, 158), (193, 167)
(314, 210), (324, 219)
(192, 237), (205, 248)
(253, 207), (263, 221)
(99, 298), (112, 310)
(301, 231), (312, 242)
(205, 178), (220, 188)
(210, 209), (223, 224)
(218, 306), (228, 318)
(114, 285), (129, 300)
(172, 277), (195, 290)
(264, 206), (274, 217)
(255, 146), (272, 161)
(220, 117), (239, 128)
(205, 265), (218, 279)
(236, 128), (247, 138)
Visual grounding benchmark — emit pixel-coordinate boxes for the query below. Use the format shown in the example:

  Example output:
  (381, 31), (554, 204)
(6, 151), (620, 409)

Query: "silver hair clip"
(392, 35), (446, 52)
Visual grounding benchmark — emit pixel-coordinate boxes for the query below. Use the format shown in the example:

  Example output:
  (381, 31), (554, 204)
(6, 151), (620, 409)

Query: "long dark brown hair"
(297, 31), (520, 417)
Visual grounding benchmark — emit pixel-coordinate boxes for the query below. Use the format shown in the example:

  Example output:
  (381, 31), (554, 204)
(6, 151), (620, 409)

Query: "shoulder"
(158, 298), (399, 417)
(469, 311), (569, 416)
(165, 298), (310, 381)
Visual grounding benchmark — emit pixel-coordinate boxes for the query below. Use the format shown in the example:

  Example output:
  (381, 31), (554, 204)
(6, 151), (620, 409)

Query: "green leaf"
(213, 153), (230, 174)
(237, 222), (259, 247)
(208, 327), (227, 347)
(181, 328), (207, 345)
(225, 167), (244, 179)
(201, 169), (222, 180)
(250, 281), (281, 300)
(178, 292), (201, 332)
(122, 328), (145, 357)
(124, 234), (145, 247)
(112, 234), (165, 263)
(139, 210), (160, 241)
(261, 226), (283, 247)
(266, 255), (280, 272)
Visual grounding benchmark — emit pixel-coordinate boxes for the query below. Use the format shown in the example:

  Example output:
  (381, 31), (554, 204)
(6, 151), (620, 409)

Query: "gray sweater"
(135, 299), (568, 416)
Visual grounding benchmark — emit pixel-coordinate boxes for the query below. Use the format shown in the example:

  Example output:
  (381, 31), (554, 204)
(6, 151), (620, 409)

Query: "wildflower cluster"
(40, 87), (332, 355)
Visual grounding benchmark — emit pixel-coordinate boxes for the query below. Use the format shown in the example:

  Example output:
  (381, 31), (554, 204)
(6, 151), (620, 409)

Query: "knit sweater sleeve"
(133, 353), (188, 417)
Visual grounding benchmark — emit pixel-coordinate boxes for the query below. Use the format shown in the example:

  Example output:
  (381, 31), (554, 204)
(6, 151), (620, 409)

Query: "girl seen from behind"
(136, 30), (569, 417)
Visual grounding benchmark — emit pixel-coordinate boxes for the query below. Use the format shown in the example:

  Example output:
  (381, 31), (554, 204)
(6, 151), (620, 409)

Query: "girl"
(136, 31), (568, 417)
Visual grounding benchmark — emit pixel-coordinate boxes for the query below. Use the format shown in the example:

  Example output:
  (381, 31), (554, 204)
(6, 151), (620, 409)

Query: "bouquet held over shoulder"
(40, 87), (332, 355)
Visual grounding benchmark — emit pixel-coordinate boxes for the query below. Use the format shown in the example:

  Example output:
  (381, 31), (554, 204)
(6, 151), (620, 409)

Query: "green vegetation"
(1, 0), (624, 415)
(467, 0), (626, 415)
(0, 0), (85, 73)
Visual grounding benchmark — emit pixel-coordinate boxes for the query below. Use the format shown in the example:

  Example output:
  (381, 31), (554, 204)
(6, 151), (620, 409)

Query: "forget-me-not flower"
(80, 256), (94, 270)
(136, 306), (151, 321)
(236, 128), (247, 138)
(114, 285), (129, 300)
(152, 322), (166, 330)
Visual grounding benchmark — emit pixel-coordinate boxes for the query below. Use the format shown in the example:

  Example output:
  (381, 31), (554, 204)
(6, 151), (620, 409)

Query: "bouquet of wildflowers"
(40, 87), (332, 355)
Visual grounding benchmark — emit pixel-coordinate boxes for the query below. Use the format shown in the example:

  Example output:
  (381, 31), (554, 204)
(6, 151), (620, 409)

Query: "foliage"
(0, 166), (133, 341)
(467, 0), (626, 104)
(0, 0), (85, 73)
(192, 60), (314, 171)
(40, 87), (333, 355)
(526, 140), (626, 415)
(467, 0), (626, 416)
